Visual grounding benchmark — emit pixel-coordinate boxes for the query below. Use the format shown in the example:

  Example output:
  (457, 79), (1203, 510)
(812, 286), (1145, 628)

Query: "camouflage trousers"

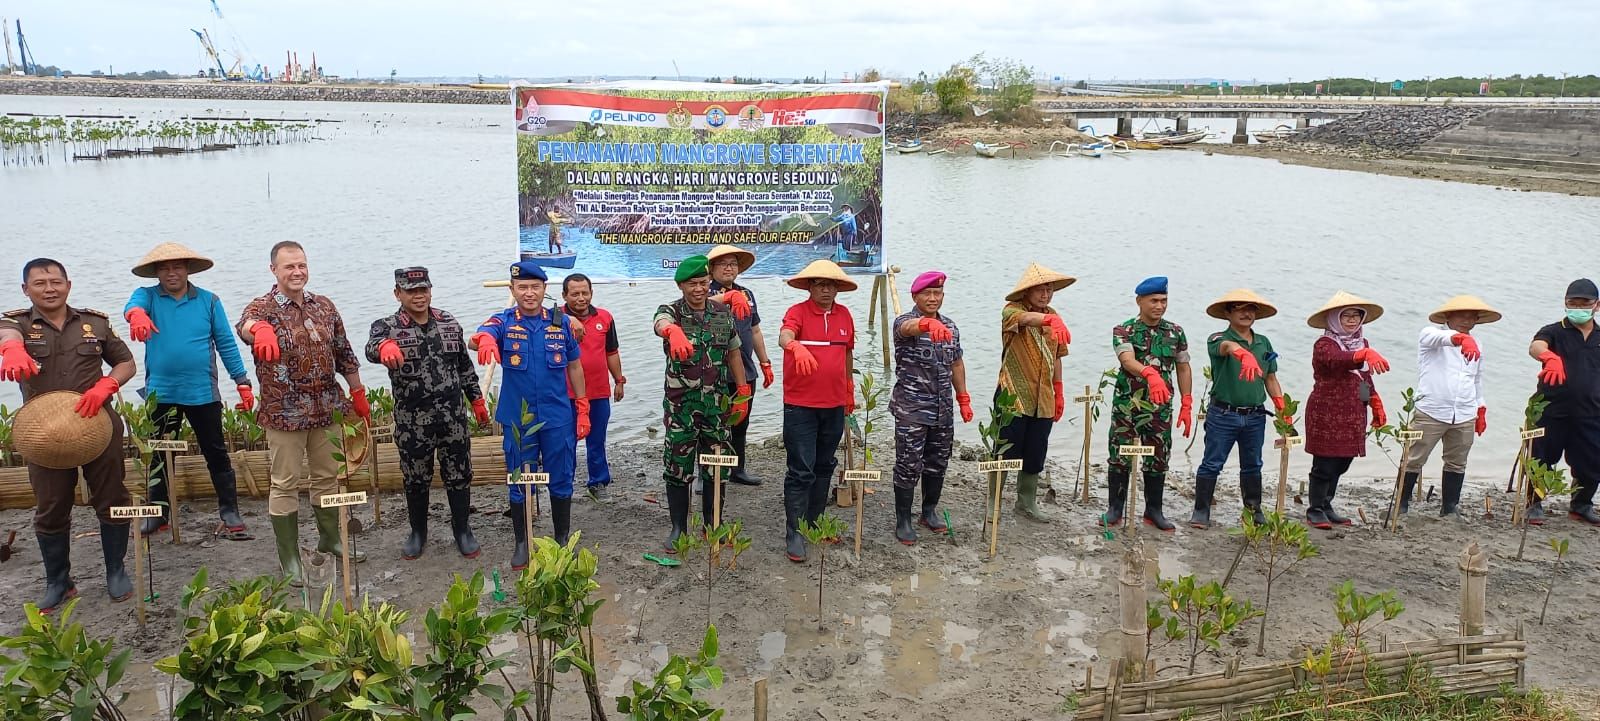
(663, 391), (730, 488)
(894, 421), (953, 491)
(395, 416), (473, 493)
(1106, 404), (1174, 475)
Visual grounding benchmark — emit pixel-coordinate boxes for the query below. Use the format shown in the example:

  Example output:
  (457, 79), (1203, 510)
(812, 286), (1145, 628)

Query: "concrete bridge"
(1037, 104), (1371, 142)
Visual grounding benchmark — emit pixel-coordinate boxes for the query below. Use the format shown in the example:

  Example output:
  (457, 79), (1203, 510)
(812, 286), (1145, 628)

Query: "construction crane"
(2, 17), (15, 75)
(191, 28), (242, 79)
(14, 19), (36, 75)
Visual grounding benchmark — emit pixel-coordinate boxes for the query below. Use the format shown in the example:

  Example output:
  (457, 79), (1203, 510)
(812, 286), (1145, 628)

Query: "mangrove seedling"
(1184, 365), (1213, 454)
(848, 364), (886, 466)
(1149, 574), (1261, 675)
(1539, 537), (1571, 626)
(1517, 458), (1572, 560)
(1236, 511), (1319, 654)
(513, 534), (607, 721)
(417, 572), (530, 719)
(677, 514), (753, 630)
(0, 600), (131, 721)
(614, 625), (725, 721)
(978, 388), (1019, 536)
(158, 572), (316, 720)
(1332, 580), (1404, 657)
(798, 514), (849, 630)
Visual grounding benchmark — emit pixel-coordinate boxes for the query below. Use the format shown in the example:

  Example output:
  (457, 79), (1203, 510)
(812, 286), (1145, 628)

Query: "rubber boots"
(1323, 473), (1353, 526)
(1385, 471), (1419, 522)
(1014, 471), (1051, 523)
(314, 506), (367, 563)
(551, 496), (572, 546)
(214, 469), (246, 532)
(1440, 471), (1465, 519)
(1142, 473), (1175, 532)
(402, 487), (429, 560)
(1240, 473), (1267, 525)
(101, 522), (132, 602)
(784, 489), (807, 563)
(36, 532), (78, 612)
(269, 512), (304, 587)
(665, 484), (690, 553)
(139, 479), (171, 537)
(445, 488), (480, 558)
(893, 486), (917, 545)
(1190, 475), (1218, 529)
(509, 501), (530, 571)
(919, 475), (948, 533)
(1102, 470), (1129, 527)
(1525, 499), (1546, 526)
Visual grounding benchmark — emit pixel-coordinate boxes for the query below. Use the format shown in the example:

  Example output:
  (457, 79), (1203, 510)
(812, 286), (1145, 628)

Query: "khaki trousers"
(1404, 410), (1477, 473)
(265, 426), (339, 515)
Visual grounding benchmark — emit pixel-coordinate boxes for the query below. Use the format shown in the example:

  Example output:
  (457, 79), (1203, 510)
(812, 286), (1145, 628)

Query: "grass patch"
(1246, 663), (1572, 721)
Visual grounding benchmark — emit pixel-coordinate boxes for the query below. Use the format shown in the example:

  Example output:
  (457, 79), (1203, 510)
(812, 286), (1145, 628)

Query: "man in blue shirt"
(122, 243), (253, 537)
(471, 261), (590, 569)
(832, 204), (858, 252)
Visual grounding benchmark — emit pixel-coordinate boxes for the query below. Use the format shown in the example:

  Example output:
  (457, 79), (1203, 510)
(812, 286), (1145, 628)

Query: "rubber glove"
(76, 376), (119, 417)
(236, 384), (254, 412)
(1231, 346), (1263, 381)
(472, 332), (499, 365)
(783, 339), (818, 376)
(727, 384), (752, 426)
(845, 379), (856, 416)
(1043, 314), (1072, 346)
(1177, 394), (1194, 438)
(760, 361), (775, 389)
(957, 392), (974, 423)
(662, 323), (695, 361)
(0, 339), (37, 381)
(472, 397), (491, 425)
(574, 397), (591, 440)
(1475, 406), (1487, 436)
(1139, 366), (1172, 405)
(1452, 333), (1481, 362)
(1272, 395), (1292, 426)
(1052, 380), (1066, 422)
(249, 321), (280, 362)
(350, 387), (372, 420)
(1537, 350), (1566, 385)
(377, 339), (404, 369)
(1353, 347), (1389, 374)
(918, 316), (953, 343)
(713, 291), (751, 321)
(125, 308), (157, 342)
(1370, 393), (1387, 430)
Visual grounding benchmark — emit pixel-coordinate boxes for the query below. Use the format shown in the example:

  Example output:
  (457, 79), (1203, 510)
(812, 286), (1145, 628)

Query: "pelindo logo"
(599, 111), (658, 124)
(589, 109), (603, 122)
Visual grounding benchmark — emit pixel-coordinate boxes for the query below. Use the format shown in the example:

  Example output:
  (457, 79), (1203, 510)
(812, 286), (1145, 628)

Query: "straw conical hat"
(1307, 290), (1384, 329)
(13, 391), (114, 470)
(706, 244), (756, 273)
(1206, 289), (1279, 320)
(132, 242), (214, 278)
(1005, 263), (1077, 302)
(1428, 295), (1502, 325)
(787, 260), (859, 292)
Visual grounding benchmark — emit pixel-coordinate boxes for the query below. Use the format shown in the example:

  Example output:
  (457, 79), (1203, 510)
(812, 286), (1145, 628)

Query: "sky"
(5, 0), (1594, 81)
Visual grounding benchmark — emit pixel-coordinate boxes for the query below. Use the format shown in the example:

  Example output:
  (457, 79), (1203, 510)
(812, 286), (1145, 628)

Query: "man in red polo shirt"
(562, 273), (625, 503)
(779, 260), (858, 563)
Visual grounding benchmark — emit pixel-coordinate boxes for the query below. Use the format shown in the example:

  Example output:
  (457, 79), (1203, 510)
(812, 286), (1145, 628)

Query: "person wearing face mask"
(1527, 278), (1600, 526)
(1302, 291), (1391, 531)
(996, 263), (1074, 525)
(1191, 289), (1285, 529)
(889, 270), (970, 545)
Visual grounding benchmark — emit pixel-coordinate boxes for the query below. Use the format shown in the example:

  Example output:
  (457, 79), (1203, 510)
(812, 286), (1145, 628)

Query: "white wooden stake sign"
(1075, 389), (1104, 504)
(1512, 427), (1546, 526)
(1272, 434), (1305, 512)
(1385, 430), (1424, 532)
(980, 458), (1023, 558)
(844, 469), (880, 560)
(110, 503), (163, 628)
(147, 439), (188, 543)
(1118, 445), (1155, 538)
(319, 491), (368, 609)
(699, 453), (738, 558)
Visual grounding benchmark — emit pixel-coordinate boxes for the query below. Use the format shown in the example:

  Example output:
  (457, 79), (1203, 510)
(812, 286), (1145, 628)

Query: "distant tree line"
(8, 65), (186, 80)
(1165, 75), (1600, 98)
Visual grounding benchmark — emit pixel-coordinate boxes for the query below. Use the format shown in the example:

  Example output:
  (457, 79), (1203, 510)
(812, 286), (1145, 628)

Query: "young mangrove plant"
(797, 514), (849, 631)
(676, 514), (752, 630)
(1148, 574), (1261, 675)
(1517, 458), (1571, 561)
(514, 534), (607, 721)
(614, 625), (725, 721)
(1235, 511), (1319, 655)
(0, 600), (131, 721)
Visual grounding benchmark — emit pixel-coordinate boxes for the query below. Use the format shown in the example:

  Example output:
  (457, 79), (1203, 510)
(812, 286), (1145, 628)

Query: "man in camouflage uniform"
(653, 255), (749, 551)
(890, 271), (971, 545)
(1106, 276), (1193, 531)
(367, 267), (490, 561)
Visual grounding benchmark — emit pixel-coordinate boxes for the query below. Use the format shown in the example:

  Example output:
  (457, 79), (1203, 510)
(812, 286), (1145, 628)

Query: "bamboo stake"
(885, 266), (903, 315)
(753, 678), (768, 721)
(1079, 386), (1099, 504)
(853, 467), (864, 561)
(368, 438), (382, 525)
(1459, 541), (1487, 639)
(166, 447), (181, 544)
(878, 274), (891, 375)
(1119, 542), (1148, 682)
(1273, 433), (1299, 513)
(133, 527), (146, 627)
(339, 503), (353, 609)
(987, 470), (1004, 558)
(1385, 434), (1418, 531)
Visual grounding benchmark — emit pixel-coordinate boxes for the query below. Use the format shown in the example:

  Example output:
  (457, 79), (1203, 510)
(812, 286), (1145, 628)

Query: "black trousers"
(1532, 415), (1600, 509)
(1308, 455), (1353, 510)
(152, 402), (234, 492)
(783, 404), (844, 524)
(999, 413), (1053, 475)
(729, 392), (754, 477)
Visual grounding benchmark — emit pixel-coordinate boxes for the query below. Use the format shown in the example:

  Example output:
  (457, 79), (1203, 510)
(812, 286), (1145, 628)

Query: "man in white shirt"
(1394, 295), (1500, 520)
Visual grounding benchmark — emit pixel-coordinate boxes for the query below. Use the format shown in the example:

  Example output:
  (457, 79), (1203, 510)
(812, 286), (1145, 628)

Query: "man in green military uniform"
(1105, 276), (1193, 531)
(1191, 289), (1287, 528)
(653, 255), (750, 551)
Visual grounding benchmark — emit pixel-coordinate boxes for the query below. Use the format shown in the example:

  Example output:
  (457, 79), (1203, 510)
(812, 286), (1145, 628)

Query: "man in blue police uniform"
(471, 261), (591, 570)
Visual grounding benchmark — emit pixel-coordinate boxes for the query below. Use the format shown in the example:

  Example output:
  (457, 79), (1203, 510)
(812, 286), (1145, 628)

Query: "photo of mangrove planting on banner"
(514, 82), (885, 281)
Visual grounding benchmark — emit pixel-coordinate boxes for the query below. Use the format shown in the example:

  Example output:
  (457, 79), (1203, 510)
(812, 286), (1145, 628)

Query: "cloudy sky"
(8, 0), (1594, 81)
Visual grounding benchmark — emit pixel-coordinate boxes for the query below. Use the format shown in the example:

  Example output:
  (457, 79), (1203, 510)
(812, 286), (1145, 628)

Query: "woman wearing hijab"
(1303, 291), (1391, 530)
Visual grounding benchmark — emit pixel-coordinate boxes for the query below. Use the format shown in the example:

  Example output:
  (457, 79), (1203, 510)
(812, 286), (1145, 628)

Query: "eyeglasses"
(1339, 310), (1365, 320)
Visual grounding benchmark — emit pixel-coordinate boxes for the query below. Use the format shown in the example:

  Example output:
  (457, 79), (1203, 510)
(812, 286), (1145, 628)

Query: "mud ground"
(1200, 144), (1600, 198)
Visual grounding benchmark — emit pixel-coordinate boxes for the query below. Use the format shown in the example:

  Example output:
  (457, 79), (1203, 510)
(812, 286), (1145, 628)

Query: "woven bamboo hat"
(335, 419), (372, 481)
(1428, 295), (1502, 325)
(1005, 263), (1077, 302)
(13, 391), (114, 470)
(1206, 288), (1279, 320)
(787, 260), (859, 292)
(132, 242), (214, 278)
(1307, 290), (1384, 329)
(706, 244), (756, 273)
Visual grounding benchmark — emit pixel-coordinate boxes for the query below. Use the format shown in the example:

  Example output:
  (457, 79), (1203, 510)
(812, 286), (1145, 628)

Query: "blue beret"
(1135, 276), (1168, 296)
(509, 261), (548, 282)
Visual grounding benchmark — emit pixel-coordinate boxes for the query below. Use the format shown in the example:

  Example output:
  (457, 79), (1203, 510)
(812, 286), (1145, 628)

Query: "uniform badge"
(594, 322), (605, 332)
(510, 354), (522, 366)
(553, 353), (563, 364)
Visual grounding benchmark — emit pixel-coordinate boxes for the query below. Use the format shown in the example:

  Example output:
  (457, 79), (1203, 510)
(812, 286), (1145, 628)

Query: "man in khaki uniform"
(0, 258), (138, 612)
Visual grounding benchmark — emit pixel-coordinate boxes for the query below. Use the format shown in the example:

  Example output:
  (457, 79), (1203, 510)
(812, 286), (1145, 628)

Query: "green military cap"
(674, 255), (710, 283)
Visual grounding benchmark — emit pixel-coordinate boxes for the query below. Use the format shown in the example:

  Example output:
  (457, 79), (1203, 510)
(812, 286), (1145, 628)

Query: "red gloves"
(957, 392), (973, 423)
(1353, 347), (1389, 374)
(1052, 380), (1066, 422)
(1452, 333), (1481, 362)
(236, 384), (254, 412)
(0, 339), (37, 381)
(377, 339), (404, 369)
(472, 397), (491, 425)
(574, 397), (591, 439)
(662, 323), (695, 361)
(727, 384), (751, 425)
(1369, 393), (1387, 430)
(1139, 366), (1172, 405)
(1177, 395), (1194, 438)
(784, 339), (818, 376)
(350, 387), (372, 420)
(76, 376), (119, 417)
(1475, 406), (1487, 436)
(846, 379), (857, 415)
(1272, 395), (1292, 426)
(918, 317), (953, 342)
(1043, 314), (1072, 346)
(249, 321), (280, 362)
(473, 332), (499, 365)
(760, 361), (775, 389)
(1538, 350), (1566, 385)
(125, 308), (157, 342)
(1231, 346), (1263, 381)
(712, 291), (751, 321)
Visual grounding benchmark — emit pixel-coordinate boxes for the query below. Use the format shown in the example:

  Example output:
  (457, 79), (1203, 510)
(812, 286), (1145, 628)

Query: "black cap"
(395, 267), (432, 290)
(1566, 278), (1598, 301)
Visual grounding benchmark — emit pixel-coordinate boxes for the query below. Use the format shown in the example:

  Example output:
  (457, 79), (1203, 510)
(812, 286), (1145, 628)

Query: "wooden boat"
(520, 251), (577, 269)
(973, 141), (1009, 158)
(1138, 129), (1210, 146)
(895, 139), (925, 153)
(1077, 144), (1104, 158)
(1251, 124), (1299, 143)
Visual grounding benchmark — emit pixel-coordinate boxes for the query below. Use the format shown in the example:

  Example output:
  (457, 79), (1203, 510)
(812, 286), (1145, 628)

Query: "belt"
(1210, 402), (1268, 415)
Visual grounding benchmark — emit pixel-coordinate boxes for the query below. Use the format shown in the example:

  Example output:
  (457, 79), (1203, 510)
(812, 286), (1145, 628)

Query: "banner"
(513, 81), (887, 281)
